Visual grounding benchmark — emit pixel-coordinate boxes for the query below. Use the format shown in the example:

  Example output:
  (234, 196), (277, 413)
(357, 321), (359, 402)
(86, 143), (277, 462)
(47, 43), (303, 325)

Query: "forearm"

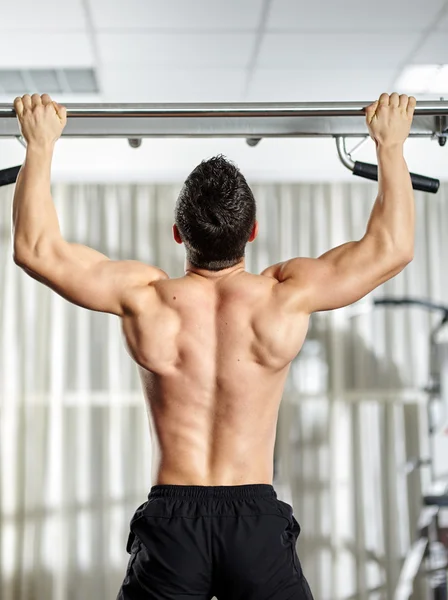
(365, 144), (415, 257)
(12, 144), (62, 258)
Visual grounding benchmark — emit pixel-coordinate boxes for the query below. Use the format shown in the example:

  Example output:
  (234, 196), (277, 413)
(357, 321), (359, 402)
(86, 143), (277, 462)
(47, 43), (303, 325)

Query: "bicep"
(274, 235), (408, 313)
(16, 240), (167, 315)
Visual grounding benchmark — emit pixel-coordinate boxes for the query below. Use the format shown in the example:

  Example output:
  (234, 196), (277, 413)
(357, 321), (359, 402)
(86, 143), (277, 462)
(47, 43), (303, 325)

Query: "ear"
(173, 224), (183, 244)
(248, 220), (259, 243)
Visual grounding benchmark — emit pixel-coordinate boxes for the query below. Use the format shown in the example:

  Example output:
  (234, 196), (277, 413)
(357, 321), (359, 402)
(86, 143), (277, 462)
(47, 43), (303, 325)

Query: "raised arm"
(12, 94), (167, 316)
(264, 93), (416, 313)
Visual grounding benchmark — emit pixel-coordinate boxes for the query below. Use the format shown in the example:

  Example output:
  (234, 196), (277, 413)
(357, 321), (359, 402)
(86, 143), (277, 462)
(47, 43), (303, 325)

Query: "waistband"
(149, 484), (277, 500)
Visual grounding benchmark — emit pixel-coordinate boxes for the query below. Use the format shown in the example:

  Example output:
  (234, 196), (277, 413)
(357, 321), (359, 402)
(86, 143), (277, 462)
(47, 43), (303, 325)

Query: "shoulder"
(260, 258), (322, 313)
(261, 258), (320, 283)
(121, 266), (170, 315)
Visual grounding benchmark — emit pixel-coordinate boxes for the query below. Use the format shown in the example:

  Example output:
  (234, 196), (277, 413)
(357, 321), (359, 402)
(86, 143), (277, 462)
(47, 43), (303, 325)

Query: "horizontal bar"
(1, 101), (447, 138)
(373, 297), (448, 313)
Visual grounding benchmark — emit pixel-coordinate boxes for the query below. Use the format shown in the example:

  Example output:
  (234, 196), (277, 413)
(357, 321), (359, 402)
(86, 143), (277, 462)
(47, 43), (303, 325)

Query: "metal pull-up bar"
(0, 101), (446, 191)
(1, 101), (448, 138)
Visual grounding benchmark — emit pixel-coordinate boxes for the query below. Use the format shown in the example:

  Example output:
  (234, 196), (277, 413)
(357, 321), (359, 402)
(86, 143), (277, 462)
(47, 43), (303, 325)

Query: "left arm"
(12, 94), (166, 316)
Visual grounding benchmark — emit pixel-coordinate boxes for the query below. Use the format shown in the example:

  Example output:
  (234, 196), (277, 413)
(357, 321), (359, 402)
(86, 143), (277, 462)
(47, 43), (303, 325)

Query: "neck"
(185, 259), (246, 279)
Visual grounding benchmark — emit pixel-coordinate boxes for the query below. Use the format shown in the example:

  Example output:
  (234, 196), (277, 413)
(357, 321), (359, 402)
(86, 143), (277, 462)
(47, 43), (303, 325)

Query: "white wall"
(0, 135), (446, 183)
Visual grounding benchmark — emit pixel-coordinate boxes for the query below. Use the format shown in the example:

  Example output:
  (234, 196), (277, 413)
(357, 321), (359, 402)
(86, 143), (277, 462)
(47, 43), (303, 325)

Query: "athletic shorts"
(116, 484), (314, 600)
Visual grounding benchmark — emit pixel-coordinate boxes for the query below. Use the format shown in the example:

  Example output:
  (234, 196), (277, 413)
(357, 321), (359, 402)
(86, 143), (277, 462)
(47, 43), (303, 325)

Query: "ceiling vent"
(0, 69), (99, 95)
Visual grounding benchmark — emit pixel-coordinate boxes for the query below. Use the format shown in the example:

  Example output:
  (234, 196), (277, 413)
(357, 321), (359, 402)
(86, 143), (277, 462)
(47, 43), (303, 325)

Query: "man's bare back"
(122, 266), (310, 486)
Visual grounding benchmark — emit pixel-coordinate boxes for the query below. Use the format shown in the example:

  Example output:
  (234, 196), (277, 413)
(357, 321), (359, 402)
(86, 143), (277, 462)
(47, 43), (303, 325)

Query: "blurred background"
(1, 1), (448, 599)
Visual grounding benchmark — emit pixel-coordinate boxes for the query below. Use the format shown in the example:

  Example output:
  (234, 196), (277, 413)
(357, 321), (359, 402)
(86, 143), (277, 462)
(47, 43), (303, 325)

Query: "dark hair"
(175, 155), (256, 271)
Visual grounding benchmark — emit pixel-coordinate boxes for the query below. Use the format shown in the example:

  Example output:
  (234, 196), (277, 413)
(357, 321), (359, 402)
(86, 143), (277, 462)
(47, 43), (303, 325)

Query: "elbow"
(399, 244), (414, 265)
(393, 247), (414, 270)
(13, 238), (55, 268)
(367, 231), (414, 270)
(13, 246), (34, 269)
(13, 251), (27, 268)
(381, 233), (414, 269)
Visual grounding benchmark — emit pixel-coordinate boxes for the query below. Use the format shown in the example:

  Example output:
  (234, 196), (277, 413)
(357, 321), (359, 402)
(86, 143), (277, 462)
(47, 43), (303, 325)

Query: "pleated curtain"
(1, 181), (447, 600)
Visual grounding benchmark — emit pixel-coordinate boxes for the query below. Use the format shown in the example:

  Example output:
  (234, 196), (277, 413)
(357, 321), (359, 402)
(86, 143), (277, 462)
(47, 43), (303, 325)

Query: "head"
(174, 155), (258, 271)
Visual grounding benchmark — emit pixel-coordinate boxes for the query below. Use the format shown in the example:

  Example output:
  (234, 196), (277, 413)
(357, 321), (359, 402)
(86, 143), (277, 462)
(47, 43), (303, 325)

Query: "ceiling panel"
(0, 34), (94, 69)
(257, 33), (419, 69)
(90, 0), (264, 30)
(100, 68), (247, 102)
(412, 33), (448, 63)
(0, 0), (87, 31)
(97, 33), (256, 67)
(247, 68), (398, 102)
(267, 0), (446, 31)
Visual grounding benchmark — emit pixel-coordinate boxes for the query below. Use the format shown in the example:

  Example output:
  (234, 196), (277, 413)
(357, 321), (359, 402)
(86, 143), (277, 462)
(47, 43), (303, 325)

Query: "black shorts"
(116, 484), (314, 600)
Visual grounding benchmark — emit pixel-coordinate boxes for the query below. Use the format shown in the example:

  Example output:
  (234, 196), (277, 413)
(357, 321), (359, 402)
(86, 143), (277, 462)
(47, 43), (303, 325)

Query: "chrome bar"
(335, 137), (355, 171)
(1, 101), (447, 138)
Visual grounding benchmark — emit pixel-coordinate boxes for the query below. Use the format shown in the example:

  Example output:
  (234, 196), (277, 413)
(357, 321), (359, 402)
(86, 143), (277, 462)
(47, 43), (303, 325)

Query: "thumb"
(14, 97), (24, 118)
(53, 102), (67, 124)
(365, 100), (379, 124)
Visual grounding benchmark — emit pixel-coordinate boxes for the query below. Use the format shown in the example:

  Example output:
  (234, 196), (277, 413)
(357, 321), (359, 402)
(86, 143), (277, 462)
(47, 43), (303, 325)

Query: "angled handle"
(353, 161), (440, 194)
(0, 165), (21, 187)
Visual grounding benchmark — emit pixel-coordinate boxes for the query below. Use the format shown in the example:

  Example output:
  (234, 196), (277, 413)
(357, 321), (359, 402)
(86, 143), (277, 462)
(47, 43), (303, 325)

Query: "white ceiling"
(268, 0), (447, 31)
(256, 34), (420, 70)
(90, 0), (265, 30)
(97, 33), (258, 68)
(0, 0), (447, 181)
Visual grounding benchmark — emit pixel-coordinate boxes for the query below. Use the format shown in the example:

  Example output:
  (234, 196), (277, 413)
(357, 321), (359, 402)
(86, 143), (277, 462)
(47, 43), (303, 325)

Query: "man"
(12, 92), (415, 599)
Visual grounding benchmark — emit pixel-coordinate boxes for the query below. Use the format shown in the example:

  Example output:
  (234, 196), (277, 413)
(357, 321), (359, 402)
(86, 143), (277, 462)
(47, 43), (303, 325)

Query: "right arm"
(264, 93), (416, 313)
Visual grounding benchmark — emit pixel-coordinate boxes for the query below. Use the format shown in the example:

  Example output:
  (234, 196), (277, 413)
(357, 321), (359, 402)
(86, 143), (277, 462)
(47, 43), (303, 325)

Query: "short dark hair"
(175, 155), (256, 271)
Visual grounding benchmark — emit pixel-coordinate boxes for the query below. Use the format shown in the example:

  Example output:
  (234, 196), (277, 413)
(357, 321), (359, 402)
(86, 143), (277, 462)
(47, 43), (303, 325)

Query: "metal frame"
(1, 101), (446, 190)
(394, 495), (448, 600)
(360, 298), (448, 600)
(1, 101), (448, 138)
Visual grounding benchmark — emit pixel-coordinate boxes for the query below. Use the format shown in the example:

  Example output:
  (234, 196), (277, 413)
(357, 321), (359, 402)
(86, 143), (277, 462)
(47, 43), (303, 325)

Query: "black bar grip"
(0, 165), (21, 187)
(424, 494), (448, 507)
(373, 298), (448, 313)
(353, 161), (440, 194)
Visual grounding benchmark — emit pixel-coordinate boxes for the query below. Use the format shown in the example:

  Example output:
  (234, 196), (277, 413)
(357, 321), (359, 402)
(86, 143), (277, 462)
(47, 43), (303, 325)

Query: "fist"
(14, 93), (67, 147)
(365, 93), (417, 148)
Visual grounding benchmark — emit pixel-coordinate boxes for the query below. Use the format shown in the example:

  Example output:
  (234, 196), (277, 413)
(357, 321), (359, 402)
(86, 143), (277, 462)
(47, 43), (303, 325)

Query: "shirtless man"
(12, 92), (415, 599)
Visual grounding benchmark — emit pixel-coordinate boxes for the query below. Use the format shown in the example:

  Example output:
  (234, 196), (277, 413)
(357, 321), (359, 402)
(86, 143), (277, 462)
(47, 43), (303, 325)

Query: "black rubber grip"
(373, 298), (448, 312)
(353, 161), (440, 194)
(424, 494), (448, 507)
(0, 165), (21, 187)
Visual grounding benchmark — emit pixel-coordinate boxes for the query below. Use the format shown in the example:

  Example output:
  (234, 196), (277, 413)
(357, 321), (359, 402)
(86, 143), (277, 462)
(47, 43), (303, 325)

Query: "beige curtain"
(1, 182), (447, 600)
